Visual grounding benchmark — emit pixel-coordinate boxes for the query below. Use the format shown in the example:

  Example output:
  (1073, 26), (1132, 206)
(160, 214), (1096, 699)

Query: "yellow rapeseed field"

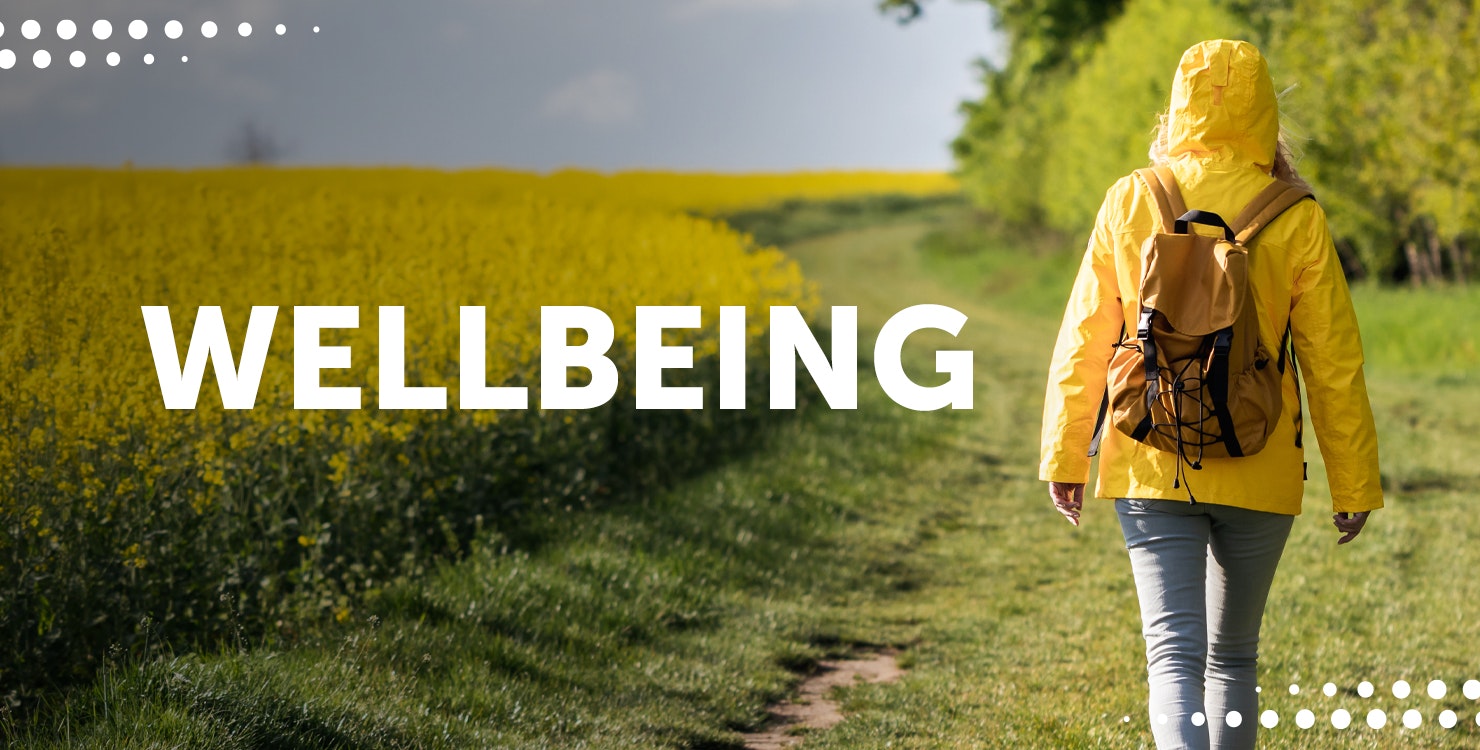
(0, 167), (956, 695)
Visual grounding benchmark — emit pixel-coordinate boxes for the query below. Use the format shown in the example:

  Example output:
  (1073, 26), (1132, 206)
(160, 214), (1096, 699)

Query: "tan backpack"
(1092, 167), (1311, 498)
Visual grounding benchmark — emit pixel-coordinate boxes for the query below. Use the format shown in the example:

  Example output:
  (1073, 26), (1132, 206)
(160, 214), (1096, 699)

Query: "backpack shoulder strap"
(1230, 178), (1315, 244)
(1135, 166), (1188, 233)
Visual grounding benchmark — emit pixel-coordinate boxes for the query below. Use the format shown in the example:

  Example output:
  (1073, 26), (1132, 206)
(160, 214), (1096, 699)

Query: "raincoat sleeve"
(1288, 206), (1384, 513)
(1039, 184), (1128, 483)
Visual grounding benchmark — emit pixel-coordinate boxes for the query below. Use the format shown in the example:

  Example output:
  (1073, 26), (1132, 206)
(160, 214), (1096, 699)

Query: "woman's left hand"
(1048, 482), (1085, 527)
(1333, 510), (1371, 545)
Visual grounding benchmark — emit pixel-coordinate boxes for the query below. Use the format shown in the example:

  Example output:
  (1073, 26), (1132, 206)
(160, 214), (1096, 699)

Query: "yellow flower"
(0, 167), (937, 637)
(327, 452), (350, 485)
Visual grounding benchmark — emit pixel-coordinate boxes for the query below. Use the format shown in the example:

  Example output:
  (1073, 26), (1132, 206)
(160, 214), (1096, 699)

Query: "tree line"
(884, 0), (1479, 284)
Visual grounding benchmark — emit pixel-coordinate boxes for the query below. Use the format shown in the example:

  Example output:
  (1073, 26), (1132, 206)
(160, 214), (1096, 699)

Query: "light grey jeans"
(1115, 497), (1295, 750)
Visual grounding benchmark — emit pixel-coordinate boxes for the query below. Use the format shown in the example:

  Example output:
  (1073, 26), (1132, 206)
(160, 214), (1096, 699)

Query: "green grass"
(6, 383), (946, 748)
(1351, 284), (1480, 378)
(11, 205), (1480, 748)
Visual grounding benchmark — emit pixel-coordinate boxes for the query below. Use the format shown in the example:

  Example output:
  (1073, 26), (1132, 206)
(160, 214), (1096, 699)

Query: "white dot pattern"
(1, 17), (318, 74)
(1429, 680), (1447, 700)
(1394, 680), (1412, 699)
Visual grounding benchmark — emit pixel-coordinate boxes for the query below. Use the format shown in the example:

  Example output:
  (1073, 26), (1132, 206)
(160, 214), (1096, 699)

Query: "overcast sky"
(0, 0), (1003, 170)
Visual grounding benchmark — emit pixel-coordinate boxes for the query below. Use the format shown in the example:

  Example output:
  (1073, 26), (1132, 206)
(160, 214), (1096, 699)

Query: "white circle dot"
(1260, 710), (1279, 728)
(165, 20), (182, 39)
(1440, 710), (1458, 728)
(1191, 712), (1206, 727)
(0, 21), (5, 38)
(1358, 681), (1375, 698)
(1403, 709), (1422, 728)
(129, 20), (147, 40)
(32, 49), (50, 68)
(69, 50), (84, 67)
(1289, 684), (1300, 695)
(238, 22), (252, 37)
(1156, 713), (1167, 725)
(275, 23), (286, 35)
(180, 55), (188, 62)
(23, 20), (41, 40)
(201, 21), (217, 39)
(1121, 716), (1129, 724)
(313, 25), (321, 33)
(1226, 710), (1243, 728)
(1332, 709), (1352, 729)
(143, 53), (154, 65)
(106, 51), (119, 66)
(1296, 709), (1315, 729)
(1324, 682), (1337, 697)
(0, 50), (14, 70)
(93, 20), (112, 40)
(1255, 686), (1262, 694)
(1429, 680), (1448, 700)
(1476, 712), (1480, 727)
(1367, 709), (1387, 728)
(57, 20), (77, 40)
(1464, 679), (1480, 700)
(1394, 680), (1412, 699)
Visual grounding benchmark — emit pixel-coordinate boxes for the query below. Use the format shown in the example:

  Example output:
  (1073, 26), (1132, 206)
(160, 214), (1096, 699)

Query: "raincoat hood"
(1167, 39), (1279, 170)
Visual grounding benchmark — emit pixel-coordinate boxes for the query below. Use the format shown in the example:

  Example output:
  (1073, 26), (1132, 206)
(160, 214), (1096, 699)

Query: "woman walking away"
(1038, 39), (1384, 750)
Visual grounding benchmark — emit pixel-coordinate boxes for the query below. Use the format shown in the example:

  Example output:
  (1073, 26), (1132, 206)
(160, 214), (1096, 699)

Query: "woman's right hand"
(1333, 511), (1371, 544)
(1048, 481), (1085, 527)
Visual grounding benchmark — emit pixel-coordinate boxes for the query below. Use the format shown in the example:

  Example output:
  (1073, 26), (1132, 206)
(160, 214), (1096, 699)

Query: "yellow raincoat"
(1039, 39), (1384, 516)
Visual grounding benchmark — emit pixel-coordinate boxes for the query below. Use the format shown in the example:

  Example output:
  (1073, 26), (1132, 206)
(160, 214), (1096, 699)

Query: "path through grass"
(12, 212), (1480, 748)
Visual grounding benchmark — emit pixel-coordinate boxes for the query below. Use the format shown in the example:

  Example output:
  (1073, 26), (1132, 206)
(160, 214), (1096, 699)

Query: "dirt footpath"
(742, 649), (904, 749)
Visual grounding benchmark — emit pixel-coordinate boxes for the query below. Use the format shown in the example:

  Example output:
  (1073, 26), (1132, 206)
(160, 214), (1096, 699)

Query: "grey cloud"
(541, 69), (640, 127)
(0, 0), (1003, 169)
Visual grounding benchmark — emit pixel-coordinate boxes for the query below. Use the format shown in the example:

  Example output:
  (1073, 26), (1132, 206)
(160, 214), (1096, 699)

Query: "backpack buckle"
(1137, 308), (1154, 340)
(1212, 328), (1233, 355)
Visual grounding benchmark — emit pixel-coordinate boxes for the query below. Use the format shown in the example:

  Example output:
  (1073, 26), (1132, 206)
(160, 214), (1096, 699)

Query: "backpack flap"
(1139, 230), (1248, 336)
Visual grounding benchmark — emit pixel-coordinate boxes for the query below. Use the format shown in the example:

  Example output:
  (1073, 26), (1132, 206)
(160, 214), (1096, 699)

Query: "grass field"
(10, 201), (1480, 748)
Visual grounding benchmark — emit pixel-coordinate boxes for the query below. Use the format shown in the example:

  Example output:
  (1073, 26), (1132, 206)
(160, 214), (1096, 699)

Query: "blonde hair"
(1148, 110), (1312, 191)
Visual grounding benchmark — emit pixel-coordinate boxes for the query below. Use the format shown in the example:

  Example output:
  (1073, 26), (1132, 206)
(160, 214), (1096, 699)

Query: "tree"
(225, 120), (285, 165)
